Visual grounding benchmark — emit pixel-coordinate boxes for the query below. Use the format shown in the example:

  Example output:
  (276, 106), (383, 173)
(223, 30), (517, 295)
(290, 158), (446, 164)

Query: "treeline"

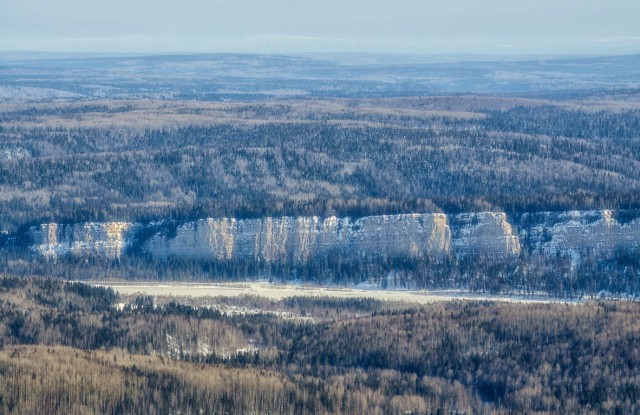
(3, 246), (640, 298)
(2, 99), (640, 231)
(0, 345), (334, 415)
(0, 276), (640, 414)
(485, 106), (640, 140)
(256, 301), (640, 414)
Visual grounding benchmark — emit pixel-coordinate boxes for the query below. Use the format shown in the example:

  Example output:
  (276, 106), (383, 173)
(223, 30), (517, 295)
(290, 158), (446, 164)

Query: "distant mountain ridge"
(2, 52), (640, 100)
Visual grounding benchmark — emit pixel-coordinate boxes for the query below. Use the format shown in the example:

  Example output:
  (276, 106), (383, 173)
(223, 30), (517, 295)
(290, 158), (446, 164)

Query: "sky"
(2, 0), (640, 55)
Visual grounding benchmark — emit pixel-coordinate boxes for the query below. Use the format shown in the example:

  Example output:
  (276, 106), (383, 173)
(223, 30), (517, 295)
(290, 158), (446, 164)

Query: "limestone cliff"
(29, 222), (139, 260)
(25, 210), (640, 266)
(451, 212), (521, 257)
(145, 214), (453, 262)
(520, 210), (640, 260)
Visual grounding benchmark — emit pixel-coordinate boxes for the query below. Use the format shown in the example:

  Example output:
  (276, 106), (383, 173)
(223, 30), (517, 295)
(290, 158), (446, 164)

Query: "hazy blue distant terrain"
(1, 53), (640, 100)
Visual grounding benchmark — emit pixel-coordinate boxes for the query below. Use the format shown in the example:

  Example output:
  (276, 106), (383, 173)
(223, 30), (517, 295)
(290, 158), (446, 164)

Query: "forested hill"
(1, 97), (640, 232)
(0, 277), (638, 414)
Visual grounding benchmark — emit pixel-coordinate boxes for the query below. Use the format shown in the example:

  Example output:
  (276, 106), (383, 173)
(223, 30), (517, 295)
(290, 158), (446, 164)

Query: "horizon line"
(2, 50), (639, 59)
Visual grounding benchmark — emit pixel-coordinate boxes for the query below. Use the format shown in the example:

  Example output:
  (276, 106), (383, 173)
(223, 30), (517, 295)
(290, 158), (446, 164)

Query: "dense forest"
(3, 248), (640, 298)
(0, 276), (638, 414)
(1, 98), (640, 232)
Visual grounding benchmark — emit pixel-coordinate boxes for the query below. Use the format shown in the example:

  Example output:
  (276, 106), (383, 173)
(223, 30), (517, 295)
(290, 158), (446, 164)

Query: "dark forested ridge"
(1, 97), (640, 232)
(0, 277), (638, 414)
(2, 54), (640, 228)
(2, 52), (639, 234)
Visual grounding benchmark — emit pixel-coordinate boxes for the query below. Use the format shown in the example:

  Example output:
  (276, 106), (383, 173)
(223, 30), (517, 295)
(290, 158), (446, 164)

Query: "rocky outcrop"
(145, 214), (453, 262)
(520, 210), (640, 259)
(451, 212), (521, 257)
(29, 222), (139, 260)
(25, 210), (640, 266)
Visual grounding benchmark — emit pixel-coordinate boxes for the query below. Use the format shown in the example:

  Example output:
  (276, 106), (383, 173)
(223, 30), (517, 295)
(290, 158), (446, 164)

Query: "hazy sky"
(2, 0), (640, 55)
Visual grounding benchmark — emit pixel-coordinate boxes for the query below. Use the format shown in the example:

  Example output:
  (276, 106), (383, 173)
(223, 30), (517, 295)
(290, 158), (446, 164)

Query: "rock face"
(145, 214), (453, 262)
(25, 210), (640, 265)
(29, 222), (138, 260)
(451, 212), (521, 257)
(520, 210), (640, 259)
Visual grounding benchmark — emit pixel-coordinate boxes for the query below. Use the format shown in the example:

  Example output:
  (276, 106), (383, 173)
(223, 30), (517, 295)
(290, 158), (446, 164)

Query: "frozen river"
(99, 282), (567, 304)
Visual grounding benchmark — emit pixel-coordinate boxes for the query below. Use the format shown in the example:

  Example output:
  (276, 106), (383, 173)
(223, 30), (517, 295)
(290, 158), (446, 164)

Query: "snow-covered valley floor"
(98, 282), (576, 305)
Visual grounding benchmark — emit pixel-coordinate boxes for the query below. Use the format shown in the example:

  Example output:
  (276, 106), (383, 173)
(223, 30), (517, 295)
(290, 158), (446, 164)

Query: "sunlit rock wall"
(520, 210), (640, 258)
(29, 222), (138, 260)
(145, 214), (453, 262)
(451, 212), (521, 257)
(27, 210), (640, 266)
